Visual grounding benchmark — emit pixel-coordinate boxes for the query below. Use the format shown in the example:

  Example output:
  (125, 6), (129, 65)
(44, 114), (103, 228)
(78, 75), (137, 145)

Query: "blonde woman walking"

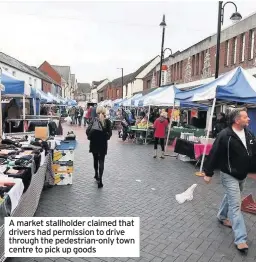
(86, 106), (112, 188)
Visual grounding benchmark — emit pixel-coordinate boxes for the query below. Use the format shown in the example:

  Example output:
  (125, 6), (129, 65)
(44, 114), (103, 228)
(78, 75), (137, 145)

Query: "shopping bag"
(91, 118), (103, 131)
(175, 184), (197, 204)
(86, 118), (103, 139)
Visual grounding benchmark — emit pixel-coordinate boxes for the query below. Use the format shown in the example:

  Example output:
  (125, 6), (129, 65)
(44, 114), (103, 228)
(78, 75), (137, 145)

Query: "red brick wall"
(39, 61), (61, 86)
(144, 28), (256, 88)
(104, 85), (122, 100)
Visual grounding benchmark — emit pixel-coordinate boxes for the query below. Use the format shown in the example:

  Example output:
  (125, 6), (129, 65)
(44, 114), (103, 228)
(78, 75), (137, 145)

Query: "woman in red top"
(153, 112), (169, 159)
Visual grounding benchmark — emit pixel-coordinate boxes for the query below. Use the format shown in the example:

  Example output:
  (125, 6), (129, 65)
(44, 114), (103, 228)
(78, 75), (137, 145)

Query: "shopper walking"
(84, 107), (88, 127)
(77, 106), (84, 126)
(212, 112), (227, 138)
(153, 112), (168, 159)
(204, 108), (254, 253)
(86, 106), (112, 188)
(69, 107), (76, 125)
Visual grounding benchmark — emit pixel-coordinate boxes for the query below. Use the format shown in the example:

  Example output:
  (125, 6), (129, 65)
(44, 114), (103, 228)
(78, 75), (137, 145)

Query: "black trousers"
(78, 117), (82, 126)
(92, 153), (106, 181)
(122, 126), (128, 141)
(154, 137), (164, 151)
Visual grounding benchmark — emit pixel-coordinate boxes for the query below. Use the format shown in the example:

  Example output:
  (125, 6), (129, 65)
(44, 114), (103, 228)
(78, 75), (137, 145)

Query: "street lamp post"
(198, 1), (242, 175)
(159, 15), (167, 87)
(215, 1), (242, 79)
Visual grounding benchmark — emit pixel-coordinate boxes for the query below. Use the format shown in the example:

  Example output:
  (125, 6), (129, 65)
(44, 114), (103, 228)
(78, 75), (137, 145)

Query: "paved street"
(9, 124), (256, 262)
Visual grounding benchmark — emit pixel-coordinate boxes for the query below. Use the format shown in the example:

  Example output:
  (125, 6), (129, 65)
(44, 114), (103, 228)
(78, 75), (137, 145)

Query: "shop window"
(241, 33), (245, 62)
(180, 61), (183, 79)
(192, 55), (195, 76)
(249, 29), (255, 60)
(225, 40), (230, 66)
(232, 37), (237, 65)
(196, 53), (199, 75)
(200, 51), (205, 74)
(147, 80), (151, 89)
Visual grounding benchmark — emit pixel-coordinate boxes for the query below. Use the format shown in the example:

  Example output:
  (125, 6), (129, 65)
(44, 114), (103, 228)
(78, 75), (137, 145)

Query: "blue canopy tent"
(113, 98), (122, 106)
(175, 66), (256, 172)
(175, 67), (256, 104)
(30, 88), (41, 115)
(36, 89), (53, 103)
(116, 98), (128, 107)
(1, 71), (27, 96)
(133, 87), (166, 107)
(47, 93), (61, 104)
(0, 68), (31, 130)
(66, 99), (77, 106)
(122, 93), (142, 107)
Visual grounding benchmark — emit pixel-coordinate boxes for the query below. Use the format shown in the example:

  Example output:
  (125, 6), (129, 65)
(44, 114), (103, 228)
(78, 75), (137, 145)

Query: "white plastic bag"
(64, 116), (72, 124)
(175, 184), (197, 204)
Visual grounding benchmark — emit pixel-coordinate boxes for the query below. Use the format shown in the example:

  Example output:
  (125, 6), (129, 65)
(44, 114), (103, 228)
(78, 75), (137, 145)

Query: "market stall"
(0, 129), (77, 262)
(176, 66), (256, 173)
(174, 136), (214, 163)
(1, 68), (31, 133)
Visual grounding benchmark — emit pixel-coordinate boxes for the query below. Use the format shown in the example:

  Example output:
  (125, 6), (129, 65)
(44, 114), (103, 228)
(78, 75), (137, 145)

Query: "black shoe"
(94, 175), (99, 181)
(98, 182), (103, 188)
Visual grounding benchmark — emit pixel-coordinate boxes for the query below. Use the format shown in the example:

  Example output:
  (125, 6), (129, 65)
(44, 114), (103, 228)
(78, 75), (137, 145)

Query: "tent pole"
(0, 68), (3, 140)
(165, 97), (175, 155)
(23, 95), (26, 132)
(198, 97), (216, 174)
(145, 105), (150, 144)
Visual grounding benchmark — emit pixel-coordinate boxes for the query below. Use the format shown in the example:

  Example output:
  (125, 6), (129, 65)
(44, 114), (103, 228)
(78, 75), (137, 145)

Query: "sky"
(0, 0), (256, 83)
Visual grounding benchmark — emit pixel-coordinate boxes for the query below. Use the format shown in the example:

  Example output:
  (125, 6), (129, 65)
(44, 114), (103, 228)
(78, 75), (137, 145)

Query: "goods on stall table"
(137, 122), (153, 129)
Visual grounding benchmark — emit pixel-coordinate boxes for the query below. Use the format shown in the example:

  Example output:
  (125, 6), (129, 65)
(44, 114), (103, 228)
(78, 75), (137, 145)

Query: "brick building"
(143, 12), (256, 90)
(39, 61), (62, 95)
(98, 57), (160, 101)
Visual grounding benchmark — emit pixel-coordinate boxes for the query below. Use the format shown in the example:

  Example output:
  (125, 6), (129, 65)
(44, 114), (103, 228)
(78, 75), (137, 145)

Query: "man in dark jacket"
(204, 108), (253, 253)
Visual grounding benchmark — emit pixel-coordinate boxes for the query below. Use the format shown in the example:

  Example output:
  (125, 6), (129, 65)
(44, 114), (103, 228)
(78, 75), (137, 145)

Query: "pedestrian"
(91, 105), (97, 120)
(204, 108), (254, 253)
(121, 108), (130, 142)
(212, 112), (227, 138)
(86, 106), (112, 188)
(77, 106), (84, 126)
(153, 111), (168, 159)
(69, 106), (76, 125)
(84, 107), (88, 127)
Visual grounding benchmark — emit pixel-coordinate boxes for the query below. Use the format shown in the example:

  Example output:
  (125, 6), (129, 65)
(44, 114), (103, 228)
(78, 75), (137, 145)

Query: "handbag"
(92, 118), (103, 131)
(86, 118), (103, 139)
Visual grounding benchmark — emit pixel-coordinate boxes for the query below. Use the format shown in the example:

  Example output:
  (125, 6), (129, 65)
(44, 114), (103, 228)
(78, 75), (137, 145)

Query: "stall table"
(130, 127), (154, 144)
(174, 138), (213, 164)
(169, 127), (205, 141)
(112, 119), (122, 130)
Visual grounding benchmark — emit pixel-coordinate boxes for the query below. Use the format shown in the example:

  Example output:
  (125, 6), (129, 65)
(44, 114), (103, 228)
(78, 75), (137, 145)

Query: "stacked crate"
(52, 140), (76, 185)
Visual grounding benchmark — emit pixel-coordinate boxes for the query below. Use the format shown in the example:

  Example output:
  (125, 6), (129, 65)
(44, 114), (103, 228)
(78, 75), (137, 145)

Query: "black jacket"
(204, 126), (255, 180)
(86, 118), (112, 155)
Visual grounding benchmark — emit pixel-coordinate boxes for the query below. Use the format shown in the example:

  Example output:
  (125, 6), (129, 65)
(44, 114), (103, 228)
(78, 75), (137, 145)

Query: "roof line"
(39, 61), (62, 78)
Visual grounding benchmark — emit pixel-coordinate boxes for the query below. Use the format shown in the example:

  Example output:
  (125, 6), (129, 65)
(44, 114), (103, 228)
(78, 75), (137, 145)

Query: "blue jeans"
(217, 172), (247, 245)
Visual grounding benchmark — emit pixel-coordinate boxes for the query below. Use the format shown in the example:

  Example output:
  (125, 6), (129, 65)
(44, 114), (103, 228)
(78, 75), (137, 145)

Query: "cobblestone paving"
(8, 124), (256, 262)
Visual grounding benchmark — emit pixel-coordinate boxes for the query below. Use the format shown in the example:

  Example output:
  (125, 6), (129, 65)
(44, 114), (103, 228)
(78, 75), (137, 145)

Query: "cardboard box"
(52, 161), (74, 173)
(54, 173), (72, 185)
(53, 150), (74, 162)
